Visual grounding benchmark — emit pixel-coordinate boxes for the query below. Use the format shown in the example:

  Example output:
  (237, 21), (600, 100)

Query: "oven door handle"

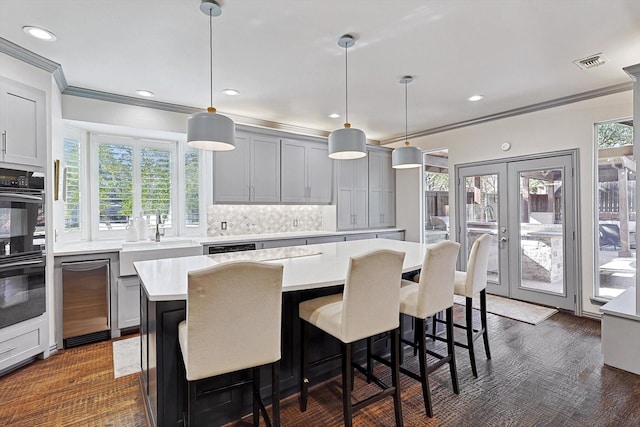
(0, 259), (46, 270)
(0, 193), (43, 203)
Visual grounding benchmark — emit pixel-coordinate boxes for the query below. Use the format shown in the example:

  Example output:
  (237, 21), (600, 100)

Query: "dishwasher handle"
(61, 259), (109, 273)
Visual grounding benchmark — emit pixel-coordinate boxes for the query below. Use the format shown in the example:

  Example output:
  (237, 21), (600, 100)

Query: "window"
(63, 137), (81, 232)
(595, 120), (635, 299)
(76, 132), (202, 239)
(423, 149), (450, 244)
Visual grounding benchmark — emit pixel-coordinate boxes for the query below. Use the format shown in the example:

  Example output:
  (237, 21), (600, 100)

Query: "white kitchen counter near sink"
(53, 228), (405, 256)
(119, 241), (203, 276)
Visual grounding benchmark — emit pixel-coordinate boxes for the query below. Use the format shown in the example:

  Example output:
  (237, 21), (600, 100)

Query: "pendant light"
(186, 0), (236, 151)
(328, 34), (367, 160)
(392, 76), (422, 169)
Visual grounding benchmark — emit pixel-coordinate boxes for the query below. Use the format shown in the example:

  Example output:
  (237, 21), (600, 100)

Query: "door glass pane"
(596, 121), (635, 299)
(464, 174), (499, 284)
(518, 168), (564, 294)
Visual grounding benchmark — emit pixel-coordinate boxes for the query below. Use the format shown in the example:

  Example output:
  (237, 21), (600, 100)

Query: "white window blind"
(97, 140), (133, 230)
(63, 138), (81, 232)
(141, 146), (173, 228)
(184, 149), (199, 227)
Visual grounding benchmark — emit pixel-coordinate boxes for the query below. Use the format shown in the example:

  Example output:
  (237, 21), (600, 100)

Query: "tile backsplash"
(207, 205), (336, 236)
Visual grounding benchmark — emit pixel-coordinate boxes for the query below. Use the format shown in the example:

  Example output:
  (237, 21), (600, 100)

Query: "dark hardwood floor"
(1, 308), (639, 426)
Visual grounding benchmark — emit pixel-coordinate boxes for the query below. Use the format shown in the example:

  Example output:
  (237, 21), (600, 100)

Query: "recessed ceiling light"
(22, 26), (57, 41)
(468, 94), (484, 102)
(329, 113), (341, 119)
(222, 89), (240, 96)
(136, 90), (155, 98)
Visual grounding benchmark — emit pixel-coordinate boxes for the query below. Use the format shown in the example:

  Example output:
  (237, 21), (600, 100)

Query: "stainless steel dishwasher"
(61, 259), (110, 348)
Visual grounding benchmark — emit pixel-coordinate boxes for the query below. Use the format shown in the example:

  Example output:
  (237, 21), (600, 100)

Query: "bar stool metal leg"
(342, 342), (354, 427)
(466, 298), (478, 378)
(390, 328), (404, 427)
(446, 307), (460, 394)
(300, 320), (309, 412)
(480, 290), (492, 359)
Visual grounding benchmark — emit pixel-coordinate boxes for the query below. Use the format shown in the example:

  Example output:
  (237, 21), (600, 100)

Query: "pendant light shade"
(328, 35), (367, 160)
(186, 0), (236, 151)
(187, 108), (236, 151)
(328, 126), (367, 160)
(392, 76), (422, 169)
(392, 144), (422, 169)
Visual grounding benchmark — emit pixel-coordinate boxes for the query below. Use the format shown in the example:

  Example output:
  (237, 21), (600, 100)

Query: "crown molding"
(0, 37), (68, 90)
(381, 82), (633, 145)
(1, 36), (630, 144)
(63, 86), (331, 138)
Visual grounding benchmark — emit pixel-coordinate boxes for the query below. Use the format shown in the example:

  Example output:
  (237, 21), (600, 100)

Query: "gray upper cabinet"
(368, 149), (396, 227)
(336, 156), (368, 230)
(0, 78), (46, 168)
(214, 132), (281, 203)
(281, 139), (332, 203)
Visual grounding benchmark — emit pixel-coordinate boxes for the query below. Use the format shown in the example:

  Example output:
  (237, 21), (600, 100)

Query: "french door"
(456, 152), (578, 311)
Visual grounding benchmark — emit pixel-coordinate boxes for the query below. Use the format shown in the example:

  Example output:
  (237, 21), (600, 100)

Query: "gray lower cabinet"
(260, 238), (308, 249)
(213, 132), (281, 203)
(336, 156), (368, 229)
(377, 230), (405, 241)
(0, 315), (47, 372)
(281, 139), (333, 203)
(117, 277), (140, 329)
(305, 235), (345, 245)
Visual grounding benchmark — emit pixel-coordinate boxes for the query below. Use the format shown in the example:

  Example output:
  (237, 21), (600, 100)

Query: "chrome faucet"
(155, 211), (164, 242)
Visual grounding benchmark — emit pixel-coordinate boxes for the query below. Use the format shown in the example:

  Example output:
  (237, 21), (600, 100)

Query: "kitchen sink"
(119, 239), (202, 275)
(120, 239), (200, 250)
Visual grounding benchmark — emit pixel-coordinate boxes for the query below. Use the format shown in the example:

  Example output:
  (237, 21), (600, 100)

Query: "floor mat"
(453, 294), (558, 325)
(112, 336), (141, 379)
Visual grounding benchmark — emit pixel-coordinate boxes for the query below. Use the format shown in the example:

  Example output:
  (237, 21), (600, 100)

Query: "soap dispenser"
(137, 214), (148, 240)
(125, 218), (139, 242)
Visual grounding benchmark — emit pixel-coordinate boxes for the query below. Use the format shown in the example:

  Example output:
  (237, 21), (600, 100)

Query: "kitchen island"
(136, 238), (430, 427)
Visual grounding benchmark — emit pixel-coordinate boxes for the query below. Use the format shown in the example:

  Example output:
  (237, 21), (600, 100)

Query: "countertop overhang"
(135, 238), (427, 301)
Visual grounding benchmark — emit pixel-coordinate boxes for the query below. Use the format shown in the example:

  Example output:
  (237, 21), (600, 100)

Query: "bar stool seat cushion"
(454, 271), (467, 297)
(299, 293), (344, 341)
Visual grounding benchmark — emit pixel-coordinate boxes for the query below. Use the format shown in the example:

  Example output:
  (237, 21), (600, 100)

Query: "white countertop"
(135, 238), (428, 301)
(53, 228), (404, 256)
(600, 288), (640, 321)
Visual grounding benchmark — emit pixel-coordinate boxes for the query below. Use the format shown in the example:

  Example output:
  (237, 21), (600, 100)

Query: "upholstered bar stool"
(299, 249), (406, 427)
(178, 261), (284, 427)
(451, 233), (492, 378)
(397, 240), (460, 417)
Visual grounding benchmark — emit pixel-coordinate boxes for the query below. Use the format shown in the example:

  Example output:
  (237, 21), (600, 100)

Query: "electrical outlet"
(221, 221), (227, 230)
(293, 219), (298, 227)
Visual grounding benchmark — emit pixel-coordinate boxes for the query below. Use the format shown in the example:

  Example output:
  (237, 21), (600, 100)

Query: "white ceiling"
(1, 0), (640, 142)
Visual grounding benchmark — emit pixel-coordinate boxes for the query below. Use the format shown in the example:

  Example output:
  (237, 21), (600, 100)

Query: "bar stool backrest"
(183, 261), (284, 381)
(341, 249), (406, 343)
(462, 234), (492, 298)
(415, 240), (461, 318)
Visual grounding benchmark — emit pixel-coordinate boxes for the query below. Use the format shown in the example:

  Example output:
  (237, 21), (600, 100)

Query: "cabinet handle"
(1, 131), (6, 154)
(0, 346), (17, 356)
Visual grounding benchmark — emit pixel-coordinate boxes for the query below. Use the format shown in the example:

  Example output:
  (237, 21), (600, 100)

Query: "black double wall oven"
(0, 168), (45, 329)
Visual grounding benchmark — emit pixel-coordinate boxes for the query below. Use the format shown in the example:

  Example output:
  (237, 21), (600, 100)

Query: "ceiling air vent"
(573, 53), (608, 70)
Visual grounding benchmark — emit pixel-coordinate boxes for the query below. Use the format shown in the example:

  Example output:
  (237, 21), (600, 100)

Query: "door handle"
(1, 131), (6, 154)
(500, 237), (507, 243)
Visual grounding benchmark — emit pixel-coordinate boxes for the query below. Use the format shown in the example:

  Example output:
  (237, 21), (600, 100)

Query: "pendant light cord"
(404, 80), (408, 142)
(209, 10), (213, 108)
(344, 43), (349, 125)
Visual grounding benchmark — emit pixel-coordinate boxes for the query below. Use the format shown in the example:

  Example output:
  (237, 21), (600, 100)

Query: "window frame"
(87, 132), (199, 240)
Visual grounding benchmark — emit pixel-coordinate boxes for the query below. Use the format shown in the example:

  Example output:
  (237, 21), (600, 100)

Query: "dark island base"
(140, 274), (426, 427)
